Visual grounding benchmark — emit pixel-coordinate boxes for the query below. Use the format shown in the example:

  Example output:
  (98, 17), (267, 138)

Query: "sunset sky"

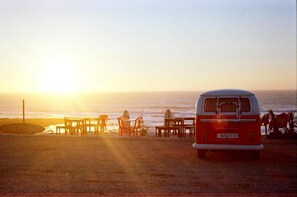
(0, 0), (296, 93)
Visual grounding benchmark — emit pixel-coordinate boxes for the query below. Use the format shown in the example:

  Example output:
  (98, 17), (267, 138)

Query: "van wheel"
(197, 150), (206, 158)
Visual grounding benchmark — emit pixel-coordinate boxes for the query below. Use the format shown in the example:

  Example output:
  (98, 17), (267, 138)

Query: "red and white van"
(193, 89), (264, 158)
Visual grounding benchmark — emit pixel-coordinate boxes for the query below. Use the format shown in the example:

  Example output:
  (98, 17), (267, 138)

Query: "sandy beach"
(0, 133), (296, 196)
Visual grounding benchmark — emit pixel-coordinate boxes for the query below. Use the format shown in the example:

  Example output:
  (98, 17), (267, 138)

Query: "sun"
(40, 59), (81, 93)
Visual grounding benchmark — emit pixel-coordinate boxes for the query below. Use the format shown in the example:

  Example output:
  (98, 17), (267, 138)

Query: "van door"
(215, 97), (241, 142)
(199, 96), (258, 144)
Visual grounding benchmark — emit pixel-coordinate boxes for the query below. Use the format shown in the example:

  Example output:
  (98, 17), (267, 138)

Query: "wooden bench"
(155, 126), (182, 138)
(56, 125), (76, 135)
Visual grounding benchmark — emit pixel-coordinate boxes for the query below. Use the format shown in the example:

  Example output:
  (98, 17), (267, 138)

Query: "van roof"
(201, 89), (255, 97)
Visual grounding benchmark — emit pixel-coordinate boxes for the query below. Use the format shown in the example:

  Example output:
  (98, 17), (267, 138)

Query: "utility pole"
(23, 99), (25, 124)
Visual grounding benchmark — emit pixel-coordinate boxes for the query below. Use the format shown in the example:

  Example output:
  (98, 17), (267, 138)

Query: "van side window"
(219, 98), (238, 112)
(240, 98), (251, 112)
(204, 98), (217, 112)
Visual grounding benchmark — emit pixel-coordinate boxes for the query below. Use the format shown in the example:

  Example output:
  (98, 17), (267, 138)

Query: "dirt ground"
(0, 135), (296, 196)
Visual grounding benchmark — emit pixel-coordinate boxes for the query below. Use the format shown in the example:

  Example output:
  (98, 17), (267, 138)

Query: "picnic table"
(56, 115), (108, 135)
(56, 117), (84, 135)
(155, 117), (195, 138)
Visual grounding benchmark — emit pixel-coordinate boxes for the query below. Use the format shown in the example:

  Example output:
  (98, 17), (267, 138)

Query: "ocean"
(0, 90), (296, 132)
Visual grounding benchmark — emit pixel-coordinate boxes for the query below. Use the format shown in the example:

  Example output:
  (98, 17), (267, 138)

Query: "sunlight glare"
(41, 59), (80, 93)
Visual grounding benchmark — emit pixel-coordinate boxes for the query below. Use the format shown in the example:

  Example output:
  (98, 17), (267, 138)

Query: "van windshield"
(204, 97), (250, 113)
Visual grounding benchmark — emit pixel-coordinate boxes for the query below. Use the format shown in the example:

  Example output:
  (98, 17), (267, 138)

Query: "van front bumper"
(192, 143), (264, 150)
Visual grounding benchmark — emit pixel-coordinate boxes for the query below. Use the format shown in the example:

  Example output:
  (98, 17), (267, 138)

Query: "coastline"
(0, 118), (64, 127)
(0, 118), (150, 135)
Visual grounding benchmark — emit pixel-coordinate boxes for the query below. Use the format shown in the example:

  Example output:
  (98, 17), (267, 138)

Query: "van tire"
(197, 150), (206, 158)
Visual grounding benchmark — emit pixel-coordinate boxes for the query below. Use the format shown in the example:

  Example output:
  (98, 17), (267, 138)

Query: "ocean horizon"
(0, 90), (296, 132)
